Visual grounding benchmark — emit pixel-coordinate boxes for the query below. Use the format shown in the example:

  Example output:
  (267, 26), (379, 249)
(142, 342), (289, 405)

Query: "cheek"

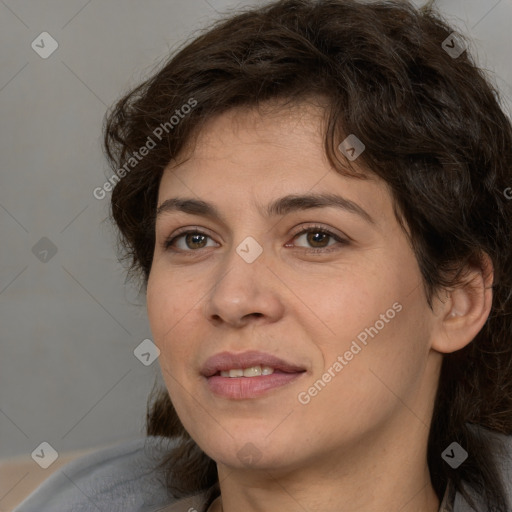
(147, 270), (191, 340)
(333, 296), (431, 415)
(146, 270), (204, 377)
(147, 275), (187, 380)
(300, 309), (429, 444)
(313, 269), (400, 348)
(312, 265), (430, 394)
(146, 278), (170, 345)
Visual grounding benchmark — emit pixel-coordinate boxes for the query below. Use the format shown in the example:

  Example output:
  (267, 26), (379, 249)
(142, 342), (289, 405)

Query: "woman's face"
(146, 102), (442, 472)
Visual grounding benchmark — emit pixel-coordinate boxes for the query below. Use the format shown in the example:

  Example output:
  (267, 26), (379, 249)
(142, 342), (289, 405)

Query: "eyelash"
(162, 224), (349, 255)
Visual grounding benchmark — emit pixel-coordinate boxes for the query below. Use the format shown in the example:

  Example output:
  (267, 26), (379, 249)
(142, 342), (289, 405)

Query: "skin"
(146, 100), (493, 512)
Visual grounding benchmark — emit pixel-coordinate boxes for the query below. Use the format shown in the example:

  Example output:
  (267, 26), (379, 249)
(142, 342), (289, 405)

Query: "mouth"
(214, 365), (284, 377)
(201, 350), (307, 377)
(201, 351), (307, 399)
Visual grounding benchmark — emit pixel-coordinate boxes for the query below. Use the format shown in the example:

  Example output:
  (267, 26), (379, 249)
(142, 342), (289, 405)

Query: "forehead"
(157, 102), (395, 227)
(172, 100), (329, 169)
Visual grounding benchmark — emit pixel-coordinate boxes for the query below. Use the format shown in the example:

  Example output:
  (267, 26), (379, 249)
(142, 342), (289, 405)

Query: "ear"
(431, 252), (494, 354)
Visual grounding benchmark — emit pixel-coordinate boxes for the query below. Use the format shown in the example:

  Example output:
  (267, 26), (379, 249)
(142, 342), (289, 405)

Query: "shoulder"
(13, 436), (180, 512)
(490, 429), (512, 497)
(453, 427), (512, 512)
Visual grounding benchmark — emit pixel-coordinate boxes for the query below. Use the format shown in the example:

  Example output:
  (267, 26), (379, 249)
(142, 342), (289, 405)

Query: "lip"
(201, 350), (307, 400)
(201, 350), (306, 377)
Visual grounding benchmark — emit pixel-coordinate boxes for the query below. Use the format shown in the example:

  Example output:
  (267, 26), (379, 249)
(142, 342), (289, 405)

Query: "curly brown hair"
(102, 1), (512, 511)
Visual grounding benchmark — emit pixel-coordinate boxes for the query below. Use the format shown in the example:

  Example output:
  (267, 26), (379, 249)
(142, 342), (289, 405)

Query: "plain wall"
(1, 0), (510, 465)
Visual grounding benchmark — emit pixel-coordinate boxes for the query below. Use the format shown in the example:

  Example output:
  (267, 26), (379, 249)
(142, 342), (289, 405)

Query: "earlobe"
(431, 253), (494, 354)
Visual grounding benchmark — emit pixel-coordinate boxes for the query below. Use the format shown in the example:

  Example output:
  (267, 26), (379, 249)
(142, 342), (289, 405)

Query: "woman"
(14, 0), (512, 511)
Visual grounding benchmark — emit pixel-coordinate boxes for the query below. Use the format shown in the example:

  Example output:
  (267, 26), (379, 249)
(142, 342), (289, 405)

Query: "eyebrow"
(155, 193), (375, 225)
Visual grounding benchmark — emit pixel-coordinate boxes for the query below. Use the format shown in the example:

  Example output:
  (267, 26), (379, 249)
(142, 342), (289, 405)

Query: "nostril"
(243, 312), (263, 321)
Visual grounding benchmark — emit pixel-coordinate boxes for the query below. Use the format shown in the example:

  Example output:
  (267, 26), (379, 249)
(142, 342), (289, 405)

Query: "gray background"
(0, 0), (510, 465)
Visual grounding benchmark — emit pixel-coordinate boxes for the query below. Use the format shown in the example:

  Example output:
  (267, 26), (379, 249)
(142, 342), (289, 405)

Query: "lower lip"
(206, 372), (304, 399)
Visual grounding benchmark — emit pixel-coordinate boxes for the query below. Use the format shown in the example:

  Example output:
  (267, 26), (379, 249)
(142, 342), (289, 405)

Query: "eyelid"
(162, 225), (218, 250)
(287, 224), (350, 253)
(163, 223), (350, 254)
(289, 222), (349, 241)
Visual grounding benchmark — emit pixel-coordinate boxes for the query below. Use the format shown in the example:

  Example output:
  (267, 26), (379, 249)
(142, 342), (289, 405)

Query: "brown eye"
(184, 233), (208, 249)
(304, 231), (331, 248)
(291, 226), (348, 252)
(164, 230), (216, 251)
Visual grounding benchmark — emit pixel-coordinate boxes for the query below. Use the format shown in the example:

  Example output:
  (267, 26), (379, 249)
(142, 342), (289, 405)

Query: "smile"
(219, 365), (275, 377)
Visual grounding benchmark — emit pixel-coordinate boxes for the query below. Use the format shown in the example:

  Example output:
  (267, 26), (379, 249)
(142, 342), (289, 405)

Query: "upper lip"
(201, 350), (307, 377)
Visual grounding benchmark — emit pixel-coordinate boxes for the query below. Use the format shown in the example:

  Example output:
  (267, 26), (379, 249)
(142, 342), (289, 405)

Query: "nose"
(203, 246), (285, 328)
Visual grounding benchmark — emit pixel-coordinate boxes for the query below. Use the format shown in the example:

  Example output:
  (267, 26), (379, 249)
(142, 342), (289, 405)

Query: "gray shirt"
(13, 430), (512, 512)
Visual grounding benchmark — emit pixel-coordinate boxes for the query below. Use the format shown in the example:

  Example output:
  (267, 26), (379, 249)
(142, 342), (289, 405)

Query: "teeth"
(243, 366), (261, 377)
(219, 365), (275, 377)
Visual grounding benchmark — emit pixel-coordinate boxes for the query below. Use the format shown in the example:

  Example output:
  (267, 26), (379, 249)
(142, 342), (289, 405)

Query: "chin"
(198, 430), (301, 471)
